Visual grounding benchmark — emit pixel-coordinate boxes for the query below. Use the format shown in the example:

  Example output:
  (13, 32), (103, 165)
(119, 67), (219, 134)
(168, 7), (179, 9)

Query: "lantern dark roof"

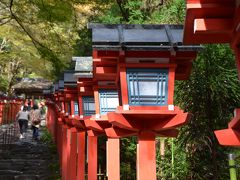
(54, 83), (59, 92)
(43, 89), (51, 95)
(88, 23), (201, 51)
(58, 80), (64, 91)
(43, 84), (54, 95)
(72, 57), (93, 72)
(63, 71), (77, 87)
(0, 91), (7, 98)
(72, 57), (93, 79)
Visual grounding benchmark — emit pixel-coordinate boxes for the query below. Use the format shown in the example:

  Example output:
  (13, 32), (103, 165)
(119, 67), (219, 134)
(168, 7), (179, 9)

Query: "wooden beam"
(84, 119), (105, 132)
(183, 2), (234, 44)
(107, 112), (141, 131)
(96, 66), (117, 74)
(215, 128), (240, 146)
(147, 113), (191, 131)
(155, 129), (178, 137)
(186, 1), (235, 9)
(228, 109), (240, 129)
(105, 127), (137, 138)
(194, 18), (233, 34)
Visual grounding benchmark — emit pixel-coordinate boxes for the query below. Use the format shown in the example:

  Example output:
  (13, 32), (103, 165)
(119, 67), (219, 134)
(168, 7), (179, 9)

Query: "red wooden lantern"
(73, 56), (96, 180)
(88, 24), (200, 180)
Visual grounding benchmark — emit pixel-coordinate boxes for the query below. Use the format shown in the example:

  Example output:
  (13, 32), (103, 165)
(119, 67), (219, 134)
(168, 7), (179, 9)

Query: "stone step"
(0, 162), (49, 168)
(0, 127), (60, 180)
(0, 170), (52, 176)
(0, 159), (48, 163)
(0, 166), (50, 172)
(0, 174), (52, 180)
(14, 175), (38, 180)
(0, 170), (23, 175)
(0, 175), (14, 180)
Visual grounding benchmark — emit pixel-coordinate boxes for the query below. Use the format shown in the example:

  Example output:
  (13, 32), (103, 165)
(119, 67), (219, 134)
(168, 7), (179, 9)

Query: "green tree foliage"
(0, 0), (86, 79)
(73, 27), (92, 56)
(149, 0), (185, 24)
(157, 138), (188, 179)
(0, 25), (53, 94)
(120, 137), (137, 179)
(0, 0), (119, 80)
(0, 36), (25, 93)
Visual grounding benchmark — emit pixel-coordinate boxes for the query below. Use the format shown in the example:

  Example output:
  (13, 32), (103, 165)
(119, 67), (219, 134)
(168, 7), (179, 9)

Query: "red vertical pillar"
(66, 128), (71, 180)
(9, 102), (12, 123)
(137, 132), (156, 180)
(61, 102), (65, 112)
(4, 101), (6, 124)
(57, 120), (63, 154)
(46, 105), (50, 133)
(77, 131), (86, 180)
(57, 120), (60, 158)
(67, 128), (77, 180)
(10, 102), (13, 122)
(51, 107), (55, 138)
(30, 99), (33, 107)
(52, 107), (57, 142)
(13, 102), (16, 120)
(65, 102), (69, 114)
(0, 102), (3, 124)
(49, 105), (53, 136)
(107, 138), (120, 180)
(49, 106), (52, 134)
(88, 135), (98, 180)
(70, 100), (75, 116)
(53, 110), (58, 143)
(7, 102), (10, 124)
(62, 124), (68, 180)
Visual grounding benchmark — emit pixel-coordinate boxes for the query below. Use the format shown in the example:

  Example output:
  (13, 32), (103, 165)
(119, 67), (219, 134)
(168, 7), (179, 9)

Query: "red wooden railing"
(0, 98), (22, 145)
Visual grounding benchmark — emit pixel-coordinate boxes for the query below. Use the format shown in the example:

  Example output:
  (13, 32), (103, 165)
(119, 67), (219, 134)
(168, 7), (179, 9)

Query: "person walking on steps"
(16, 106), (29, 139)
(30, 104), (41, 141)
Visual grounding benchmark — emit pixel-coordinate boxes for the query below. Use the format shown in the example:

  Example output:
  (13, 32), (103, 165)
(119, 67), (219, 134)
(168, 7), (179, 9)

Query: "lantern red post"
(61, 124), (68, 179)
(0, 101), (3, 124)
(76, 131), (86, 180)
(66, 127), (77, 180)
(137, 132), (156, 180)
(88, 135), (98, 180)
(106, 138), (120, 180)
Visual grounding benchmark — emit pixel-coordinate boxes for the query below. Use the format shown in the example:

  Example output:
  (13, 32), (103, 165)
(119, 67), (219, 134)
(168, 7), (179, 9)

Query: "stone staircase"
(0, 127), (60, 180)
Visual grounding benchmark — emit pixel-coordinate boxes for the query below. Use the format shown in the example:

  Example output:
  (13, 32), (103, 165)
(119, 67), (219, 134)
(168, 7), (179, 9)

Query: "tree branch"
(116, 0), (129, 22)
(8, 0), (54, 54)
(0, 17), (12, 26)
